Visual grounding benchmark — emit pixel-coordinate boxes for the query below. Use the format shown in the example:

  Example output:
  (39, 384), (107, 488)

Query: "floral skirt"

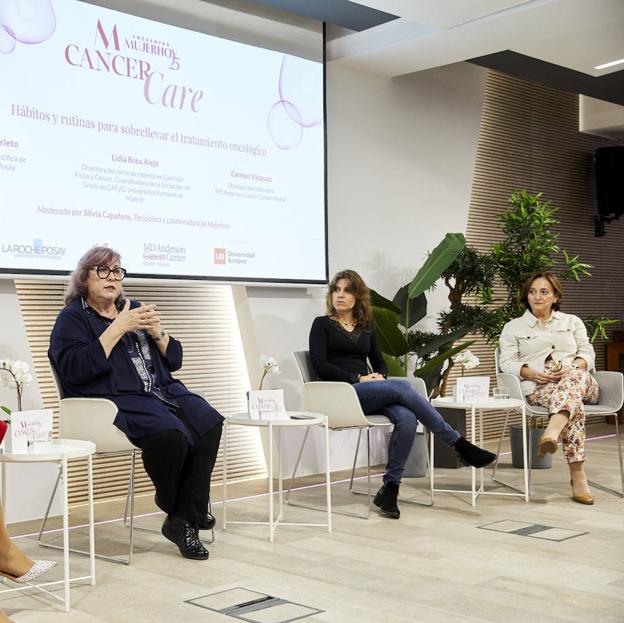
(526, 360), (599, 463)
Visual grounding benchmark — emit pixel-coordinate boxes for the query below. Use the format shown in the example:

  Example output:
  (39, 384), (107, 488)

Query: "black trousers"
(131, 409), (222, 525)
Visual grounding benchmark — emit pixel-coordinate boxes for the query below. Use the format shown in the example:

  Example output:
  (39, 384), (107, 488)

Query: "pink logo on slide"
(0, 0), (56, 55)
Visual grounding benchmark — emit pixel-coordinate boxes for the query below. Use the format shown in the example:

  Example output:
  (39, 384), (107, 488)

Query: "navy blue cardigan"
(48, 298), (223, 443)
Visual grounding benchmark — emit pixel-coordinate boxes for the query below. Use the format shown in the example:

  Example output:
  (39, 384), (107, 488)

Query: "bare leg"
(0, 504), (34, 578)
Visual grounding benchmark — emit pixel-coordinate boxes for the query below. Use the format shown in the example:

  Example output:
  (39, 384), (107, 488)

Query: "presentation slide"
(0, 0), (326, 282)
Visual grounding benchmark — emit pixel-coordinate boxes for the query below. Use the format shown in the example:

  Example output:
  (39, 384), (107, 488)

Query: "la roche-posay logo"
(1, 238), (66, 259)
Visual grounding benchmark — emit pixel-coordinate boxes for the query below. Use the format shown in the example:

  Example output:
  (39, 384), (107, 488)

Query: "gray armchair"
(494, 348), (623, 497)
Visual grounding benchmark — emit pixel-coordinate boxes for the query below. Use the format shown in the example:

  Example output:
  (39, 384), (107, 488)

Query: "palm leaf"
(372, 307), (409, 357)
(392, 286), (427, 328)
(408, 233), (465, 299)
(383, 354), (406, 377)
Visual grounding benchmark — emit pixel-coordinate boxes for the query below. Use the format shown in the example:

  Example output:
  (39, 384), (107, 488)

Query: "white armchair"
(39, 366), (140, 564)
(289, 351), (432, 518)
(494, 349), (624, 497)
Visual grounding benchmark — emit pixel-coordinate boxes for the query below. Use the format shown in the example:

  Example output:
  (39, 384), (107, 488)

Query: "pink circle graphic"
(278, 55), (323, 129)
(0, 0), (56, 44)
(0, 25), (17, 54)
(267, 100), (303, 150)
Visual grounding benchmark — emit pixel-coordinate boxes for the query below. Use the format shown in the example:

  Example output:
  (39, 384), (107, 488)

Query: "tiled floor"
(2, 425), (623, 622)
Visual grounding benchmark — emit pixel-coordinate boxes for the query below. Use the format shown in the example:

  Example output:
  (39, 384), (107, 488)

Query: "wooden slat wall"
(15, 280), (267, 504)
(459, 70), (624, 441)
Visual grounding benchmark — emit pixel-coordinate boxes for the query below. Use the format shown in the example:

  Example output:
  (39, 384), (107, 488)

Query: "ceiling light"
(594, 57), (624, 70)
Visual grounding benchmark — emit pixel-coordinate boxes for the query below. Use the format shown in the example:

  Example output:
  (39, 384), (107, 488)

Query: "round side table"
(0, 439), (96, 612)
(431, 397), (528, 505)
(222, 411), (331, 542)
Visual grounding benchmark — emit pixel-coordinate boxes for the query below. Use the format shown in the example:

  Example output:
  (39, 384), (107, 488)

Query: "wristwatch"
(153, 330), (167, 341)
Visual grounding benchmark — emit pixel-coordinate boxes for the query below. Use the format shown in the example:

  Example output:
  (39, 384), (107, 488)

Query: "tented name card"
(453, 377), (490, 403)
(2, 409), (53, 454)
(247, 390), (287, 420)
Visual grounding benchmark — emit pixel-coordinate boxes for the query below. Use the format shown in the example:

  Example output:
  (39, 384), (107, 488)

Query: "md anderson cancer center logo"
(2, 239), (66, 260)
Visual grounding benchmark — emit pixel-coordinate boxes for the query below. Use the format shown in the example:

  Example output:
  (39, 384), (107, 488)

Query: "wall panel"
(461, 70), (623, 440)
(15, 280), (266, 504)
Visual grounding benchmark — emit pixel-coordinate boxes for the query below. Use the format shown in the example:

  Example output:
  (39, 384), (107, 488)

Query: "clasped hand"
(113, 300), (162, 338)
(359, 373), (385, 382)
(528, 365), (569, 384)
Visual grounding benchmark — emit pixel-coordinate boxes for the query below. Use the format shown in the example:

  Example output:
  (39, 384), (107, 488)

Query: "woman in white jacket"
(499, 272), (598, 504)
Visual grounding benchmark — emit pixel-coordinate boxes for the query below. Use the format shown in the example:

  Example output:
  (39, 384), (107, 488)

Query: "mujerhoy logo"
(64, 20), (204, 113)
(2, 239), (66, 258)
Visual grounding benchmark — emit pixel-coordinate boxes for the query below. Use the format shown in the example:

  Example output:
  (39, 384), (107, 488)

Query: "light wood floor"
(2, 424), (624, 622)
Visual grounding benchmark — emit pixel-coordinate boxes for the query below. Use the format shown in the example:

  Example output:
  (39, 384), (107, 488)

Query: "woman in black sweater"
(309, 270), (495, 518)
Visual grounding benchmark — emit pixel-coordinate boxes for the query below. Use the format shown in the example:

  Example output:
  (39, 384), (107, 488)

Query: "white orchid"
(0, 358), (33, 412)
(259, 355), (280, 389)
(453, 350), (480, 375)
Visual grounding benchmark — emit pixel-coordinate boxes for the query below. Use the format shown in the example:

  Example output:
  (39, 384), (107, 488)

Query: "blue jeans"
(354, 379), (460, 485)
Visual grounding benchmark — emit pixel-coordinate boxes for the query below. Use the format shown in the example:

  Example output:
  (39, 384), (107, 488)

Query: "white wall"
(0, 280), (61, 523)
(243, 61), (487, 476)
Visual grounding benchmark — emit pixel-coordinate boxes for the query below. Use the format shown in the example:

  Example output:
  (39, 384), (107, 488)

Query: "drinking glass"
(493, 386), (510, 400)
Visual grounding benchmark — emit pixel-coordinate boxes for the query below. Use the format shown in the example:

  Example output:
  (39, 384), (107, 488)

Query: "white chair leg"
(527, 420), (534, 495)
(400, 430), (434, 508)
(348, 428), (363, 493)
(366, 427), (372, 518)
(492, 410), (510, 483)
(127, 449), (136, 564)
(287, 426), (373, 520)
(38, 458), (135, 565)
(588, 412), (624, 498)
(616, 415), (624, 497)
(37, 465), (62, 542)
(285, 426), (310, 503)
(488, 410), (533, 498)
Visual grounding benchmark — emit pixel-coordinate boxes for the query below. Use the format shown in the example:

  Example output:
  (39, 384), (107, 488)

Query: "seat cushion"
(365, 414), (393, 426)
(526, 403), (616, 416)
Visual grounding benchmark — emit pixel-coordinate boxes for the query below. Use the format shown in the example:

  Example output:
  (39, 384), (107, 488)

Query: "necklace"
(333, 316), (356, 330)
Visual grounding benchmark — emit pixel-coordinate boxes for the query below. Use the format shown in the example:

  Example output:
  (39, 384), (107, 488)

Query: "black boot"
(373, 485), (385, 508)
(373, 482), (400, 519)
(162, 516), (209, 560)
(452, 437), (496, 468)
(196, 512), (216, 531)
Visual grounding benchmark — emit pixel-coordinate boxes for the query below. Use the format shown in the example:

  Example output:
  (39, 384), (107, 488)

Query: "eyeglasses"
(93, 266), (127, 281)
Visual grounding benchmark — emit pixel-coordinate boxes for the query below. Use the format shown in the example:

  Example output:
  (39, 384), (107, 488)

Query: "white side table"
(222, 411), (331, 542)
(430, 397), (528, 506)
(0, 439), (96, 612)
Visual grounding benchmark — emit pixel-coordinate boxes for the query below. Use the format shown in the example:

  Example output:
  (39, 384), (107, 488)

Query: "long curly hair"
(65, 245), (124, 305)
(325, 269), (372, 327)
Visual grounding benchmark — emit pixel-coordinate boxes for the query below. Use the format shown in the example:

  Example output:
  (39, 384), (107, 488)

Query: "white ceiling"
(327, 0), (624, 78)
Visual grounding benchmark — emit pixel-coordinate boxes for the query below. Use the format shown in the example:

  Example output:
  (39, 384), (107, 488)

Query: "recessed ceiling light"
(594, 57), (624, 70)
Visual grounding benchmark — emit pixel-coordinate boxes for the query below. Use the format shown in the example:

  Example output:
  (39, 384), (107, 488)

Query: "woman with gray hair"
(49, 246), (223, 560)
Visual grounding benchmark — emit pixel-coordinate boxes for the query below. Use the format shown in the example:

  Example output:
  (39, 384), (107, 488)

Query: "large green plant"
(491, 190), (592, 330)
(370, 233), (485, 394)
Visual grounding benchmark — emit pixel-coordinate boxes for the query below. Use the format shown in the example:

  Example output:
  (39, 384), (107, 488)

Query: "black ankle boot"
(452, 437), (496, 468)
(162, 516), (209, 560)
(373, 485), (385, 508)
(374, 482), (400, 519)
(196, 512), (216, 531)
